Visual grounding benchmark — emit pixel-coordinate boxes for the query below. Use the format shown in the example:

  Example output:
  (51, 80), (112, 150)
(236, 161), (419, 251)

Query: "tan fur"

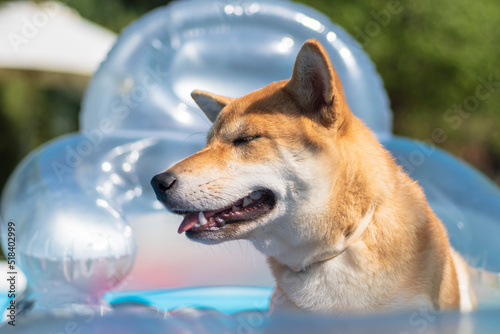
(157, 39), (475, 313)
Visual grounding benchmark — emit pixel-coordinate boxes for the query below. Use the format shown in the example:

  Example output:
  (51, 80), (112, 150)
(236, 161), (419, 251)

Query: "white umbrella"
(0, 1), (116, 76)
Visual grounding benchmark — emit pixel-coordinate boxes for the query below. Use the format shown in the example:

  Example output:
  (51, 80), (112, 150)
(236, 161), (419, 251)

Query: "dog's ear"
(285, 39), (348, 128)
(191, 90), (234, 123)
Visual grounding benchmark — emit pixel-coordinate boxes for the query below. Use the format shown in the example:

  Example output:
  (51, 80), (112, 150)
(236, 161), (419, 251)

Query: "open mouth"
(174, 190), (276, 235)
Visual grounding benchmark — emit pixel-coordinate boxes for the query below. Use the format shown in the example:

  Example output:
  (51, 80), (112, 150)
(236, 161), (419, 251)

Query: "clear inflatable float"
(1, 0), (499, 332)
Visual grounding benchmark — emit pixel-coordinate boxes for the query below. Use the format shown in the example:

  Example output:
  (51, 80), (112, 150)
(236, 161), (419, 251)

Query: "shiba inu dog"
(151, 39), (475, 313)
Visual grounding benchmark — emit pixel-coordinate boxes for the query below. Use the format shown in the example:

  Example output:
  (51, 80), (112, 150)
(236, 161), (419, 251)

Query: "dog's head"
(152, 40), (383, 265)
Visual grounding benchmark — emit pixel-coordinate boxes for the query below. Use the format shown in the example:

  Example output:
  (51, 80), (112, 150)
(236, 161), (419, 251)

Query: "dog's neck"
(287, 205), (376, 273)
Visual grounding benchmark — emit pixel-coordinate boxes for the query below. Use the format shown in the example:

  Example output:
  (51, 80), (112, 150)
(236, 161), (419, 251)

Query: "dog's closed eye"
(233, 135), (261, 146)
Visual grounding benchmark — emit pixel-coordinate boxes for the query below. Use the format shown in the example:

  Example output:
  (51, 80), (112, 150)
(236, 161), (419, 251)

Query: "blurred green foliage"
(0, 0), (499, 195)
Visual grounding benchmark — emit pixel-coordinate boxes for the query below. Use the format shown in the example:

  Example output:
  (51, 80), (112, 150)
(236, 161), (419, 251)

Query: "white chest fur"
(273, 249), (378, 312)
(271, 244), (434, 313)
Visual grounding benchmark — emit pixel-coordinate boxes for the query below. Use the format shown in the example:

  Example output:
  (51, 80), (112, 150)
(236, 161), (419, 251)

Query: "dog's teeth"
(243, 197), (253, 207)
(250, 191), (263, 200)
(194, 223), (201, 228)
(199, 211), (208, 225)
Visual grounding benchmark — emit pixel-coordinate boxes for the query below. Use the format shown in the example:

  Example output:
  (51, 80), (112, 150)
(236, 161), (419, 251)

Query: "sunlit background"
(0, 0), (499, 264)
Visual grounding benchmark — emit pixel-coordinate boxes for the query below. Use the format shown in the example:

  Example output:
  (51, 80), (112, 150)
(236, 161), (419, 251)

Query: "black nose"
(151, 172), (177, 198)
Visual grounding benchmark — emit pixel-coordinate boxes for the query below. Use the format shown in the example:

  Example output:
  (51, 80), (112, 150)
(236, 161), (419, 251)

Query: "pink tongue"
(178, 212), (200, 234)
(177, 209), (227, 234)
